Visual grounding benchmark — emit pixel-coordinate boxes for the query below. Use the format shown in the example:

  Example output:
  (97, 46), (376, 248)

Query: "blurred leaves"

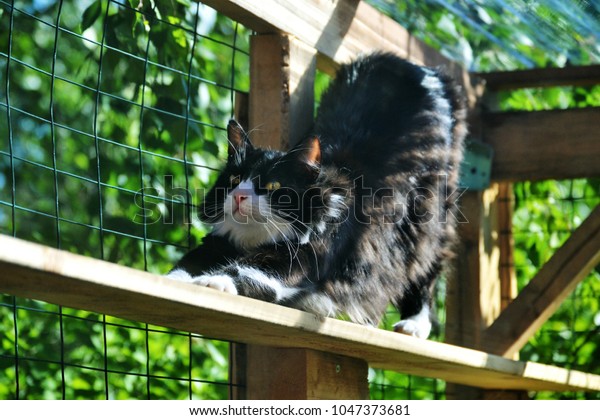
(368, 0), (600, 71)
(0, 0), (248, 399)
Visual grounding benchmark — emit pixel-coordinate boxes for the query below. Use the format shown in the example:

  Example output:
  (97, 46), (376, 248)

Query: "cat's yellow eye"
(265, 181), (281, 191)
(229, 175), (240, 186)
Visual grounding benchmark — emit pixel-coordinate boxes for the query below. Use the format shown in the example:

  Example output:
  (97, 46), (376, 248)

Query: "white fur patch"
(166, 269), (194, 282)
(421, 69), (452, 139)
(167, 269), (238, 295)
(326, 194), (345, 219)
(421, 69), (444, 90)
(393, 305), (432, 339)
(315, 221), (327, 234)
(236, 265), (300, 301)
(212, 179), (295, 250)
(190, 274), (238, 295)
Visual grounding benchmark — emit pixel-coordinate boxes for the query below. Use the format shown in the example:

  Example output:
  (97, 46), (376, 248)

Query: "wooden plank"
(446, 187), (503, 349)
(476, 64), (600, 91)
(482, 205), (600, 357)
(445, 191), (484, 399)
(483, 107), (600, 182)
(200, 0), (431, 65)
(446, 191), (485, 352)
(1, 234), (600, 392)
(200, 0), (474, 98)
(246, 347), (368, 399)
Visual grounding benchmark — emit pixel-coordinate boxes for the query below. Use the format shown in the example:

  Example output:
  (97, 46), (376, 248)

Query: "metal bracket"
(459, 139), (494, 190)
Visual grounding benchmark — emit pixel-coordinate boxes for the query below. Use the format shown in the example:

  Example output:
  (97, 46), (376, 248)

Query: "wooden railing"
(1, 234), (599, 396)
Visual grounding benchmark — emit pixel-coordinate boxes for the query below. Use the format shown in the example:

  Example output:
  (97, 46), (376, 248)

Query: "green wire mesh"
(0, 0), (249, 399)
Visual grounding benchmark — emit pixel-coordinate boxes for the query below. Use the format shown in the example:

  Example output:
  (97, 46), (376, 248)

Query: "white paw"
(190, 274), (238, 295)
(166, 269), (194, 282)
(393, 318), (432, 339)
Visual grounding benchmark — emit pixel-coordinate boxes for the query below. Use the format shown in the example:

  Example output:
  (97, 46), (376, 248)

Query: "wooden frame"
(483, 108), (600, 182)
(199, 0), (477, 104)
(476, 64), (600, 91)
(1, 234), (599, 392)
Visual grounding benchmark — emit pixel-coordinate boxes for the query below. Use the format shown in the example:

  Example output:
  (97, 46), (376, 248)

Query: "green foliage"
(513, 179), (600, 400)
(1, 0), (248, 399)
(367, 0), (599, 71)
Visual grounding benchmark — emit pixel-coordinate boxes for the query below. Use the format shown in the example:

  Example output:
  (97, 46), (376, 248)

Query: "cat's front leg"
(168, 268), (239, 294)
(167, 268), (238, 294)
(167, 265), (300, 303)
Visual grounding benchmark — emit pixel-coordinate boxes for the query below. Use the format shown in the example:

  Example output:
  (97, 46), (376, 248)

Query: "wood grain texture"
(483, 107), (600, 182)
(477, 64), (600, 91)
(497, 183), (517, 315)
(246, 347), (368, 399)
(482, 205), (600, 357)
(200, 0), (473, 95)
(1, 234), (600, 392)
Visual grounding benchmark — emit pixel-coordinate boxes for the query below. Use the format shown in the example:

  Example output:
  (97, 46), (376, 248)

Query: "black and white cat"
(168, 52), (467, 339)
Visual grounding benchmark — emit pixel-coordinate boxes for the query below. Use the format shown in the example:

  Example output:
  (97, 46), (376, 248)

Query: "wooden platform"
(1, 234), (599, 393)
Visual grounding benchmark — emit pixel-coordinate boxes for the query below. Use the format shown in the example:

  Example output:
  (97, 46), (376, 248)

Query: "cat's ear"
(227, 119), (253, 159)
(289, 136), (321, 169)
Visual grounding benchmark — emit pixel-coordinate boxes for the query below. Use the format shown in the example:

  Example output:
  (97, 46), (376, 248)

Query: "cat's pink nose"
(234, 193), (248, 207)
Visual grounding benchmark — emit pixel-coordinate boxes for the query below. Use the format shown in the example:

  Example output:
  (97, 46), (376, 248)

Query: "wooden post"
(247, 346), (369, 399)
(2, 234), (600, 393)
(497, 183), (517, 314)
(248, 34), (316, 150)
(239, 33), (369, 400)
(445, 186), (504, 399)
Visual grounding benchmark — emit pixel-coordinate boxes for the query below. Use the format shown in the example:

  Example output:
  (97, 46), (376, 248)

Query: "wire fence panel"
(0, 0), (249, 399)
(513, 178), (600, 400)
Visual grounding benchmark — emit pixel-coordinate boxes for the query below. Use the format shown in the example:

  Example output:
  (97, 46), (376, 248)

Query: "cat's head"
(200, 120), (327, 250)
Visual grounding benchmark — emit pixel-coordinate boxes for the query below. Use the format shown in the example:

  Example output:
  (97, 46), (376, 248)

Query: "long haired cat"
(168, 52), (467, 339)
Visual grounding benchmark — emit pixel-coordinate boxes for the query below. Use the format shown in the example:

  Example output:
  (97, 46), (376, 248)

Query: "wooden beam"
(200, 0), (446, 67)
(483, 107), (600, 182)
(1, 234), (600, 392)
(200, 0), (475, 101)
(482, 205), (600, 358)
(446, 187), (505, 349)
(476, 64), (600, 91)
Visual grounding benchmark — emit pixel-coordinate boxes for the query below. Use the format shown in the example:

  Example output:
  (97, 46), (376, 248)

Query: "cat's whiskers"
(262, 216), (299, 276)
(269, 210), (320, 280)
(259, 206), (311, 277)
